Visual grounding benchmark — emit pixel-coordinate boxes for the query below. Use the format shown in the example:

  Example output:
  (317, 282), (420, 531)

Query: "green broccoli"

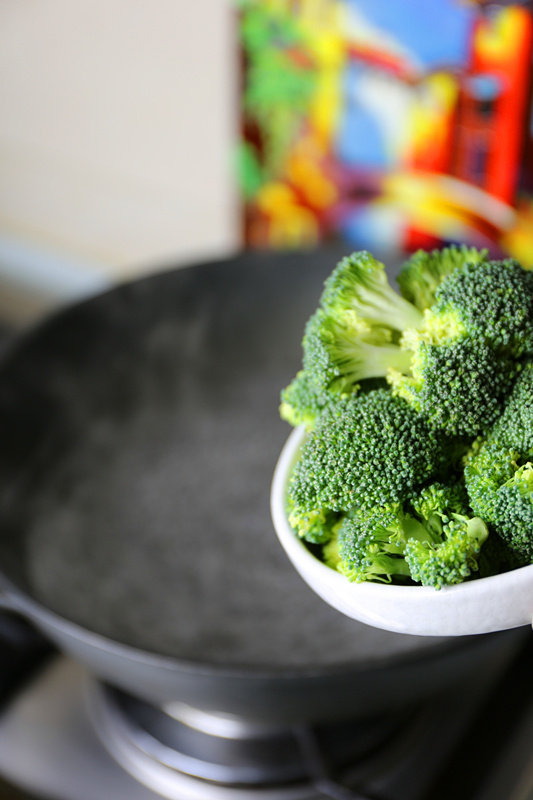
(282, 251), (533, 438)
(280, 252), (423, 426)
(279, 369), (328, 430)
(464, 439), (533, 562)
(463, 362), (533, 562)
(333, 505), (413, 584)
(279, 246), (533, 590)
(398, 245), (488, 310)
(388, 334), (516, 437)
(320, 250), (423, 331)
(432, 258), (533, 357)
(409, 479), (469, 522)
(404, 515), (488, 589)
(489, 361), (533, 453)
(285, 494), (340, 545)
(330, 484), (488, 589)
(287, 389), (447, 515)
(305, 252), (420, 398)
(389, 258), (533, 437)
(301, 308), (412, 396)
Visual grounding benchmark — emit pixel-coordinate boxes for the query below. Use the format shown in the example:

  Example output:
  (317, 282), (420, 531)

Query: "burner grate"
(85, 679), (426, 800)
(85, 636), (532, 800)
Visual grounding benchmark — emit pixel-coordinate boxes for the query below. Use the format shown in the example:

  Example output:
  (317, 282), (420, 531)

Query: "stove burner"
(85, 680), (414, 800)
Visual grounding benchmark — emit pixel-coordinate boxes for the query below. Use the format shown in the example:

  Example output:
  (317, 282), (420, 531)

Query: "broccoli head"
(388, 334), (516, 437)
(320, 250), (423, 331)
(280, 251), (424, 427)
(280, 247), (533, 591)
(335, 506), (413, 584)
(404, 515), (488, 589)
(300, 252), (421, 402)
(285, 494), (340, 545)
(409, 480), (469, 522)
(389, 258), (533, 437)
(281, 251), (533, 437)
(331, 485), (488, 589)
(287, 389), (447, 515)
(464, 364), (533, 563)
(433, 258), (533, 357)
(398, 245), (488, 311)
(489, 361), (533, 454)
(279, 369), (328, 430)
(464, 439), (533, 562)
(301, 308), (412, 397)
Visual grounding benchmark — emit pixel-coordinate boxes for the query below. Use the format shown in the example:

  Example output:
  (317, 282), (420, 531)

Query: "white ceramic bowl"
(271, 426), (533, 637)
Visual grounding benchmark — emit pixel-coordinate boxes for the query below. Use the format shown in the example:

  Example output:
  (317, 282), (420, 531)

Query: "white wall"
(0, 0), (239, 311)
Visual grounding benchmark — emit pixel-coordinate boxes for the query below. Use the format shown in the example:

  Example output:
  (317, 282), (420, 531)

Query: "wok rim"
(0, 568), (505, 680)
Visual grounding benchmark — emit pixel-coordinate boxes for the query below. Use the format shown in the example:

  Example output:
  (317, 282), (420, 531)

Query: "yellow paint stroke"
(475, 6), (526, 63)
(407, 73), (459, 162)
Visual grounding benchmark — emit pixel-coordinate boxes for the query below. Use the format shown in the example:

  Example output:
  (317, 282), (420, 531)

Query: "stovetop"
(2, 633), (533, 800)
(0, 655), (156, 800)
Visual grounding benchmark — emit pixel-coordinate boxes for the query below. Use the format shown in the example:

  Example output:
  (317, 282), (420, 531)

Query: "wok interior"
(0, 252), (473, 671)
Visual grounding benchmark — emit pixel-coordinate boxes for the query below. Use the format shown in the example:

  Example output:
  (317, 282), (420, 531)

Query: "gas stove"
(2, 634), (533, 800)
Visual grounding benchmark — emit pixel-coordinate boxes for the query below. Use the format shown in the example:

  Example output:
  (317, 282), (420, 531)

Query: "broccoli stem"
(343, 554), (412, 583)
(353, 284), (423, 332)
(331, 340), (413, 384)
(400, 514), (441, 545)
(464, 516), (491, 542)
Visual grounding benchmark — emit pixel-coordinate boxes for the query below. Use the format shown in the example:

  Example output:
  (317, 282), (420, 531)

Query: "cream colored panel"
(0, 0), (239, 276)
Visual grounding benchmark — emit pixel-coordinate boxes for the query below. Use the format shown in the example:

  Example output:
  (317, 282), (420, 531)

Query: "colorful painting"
(239, 0), (533, 263)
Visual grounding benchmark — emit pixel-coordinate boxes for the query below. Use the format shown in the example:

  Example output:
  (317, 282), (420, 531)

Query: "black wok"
(0, 249), (524, 723)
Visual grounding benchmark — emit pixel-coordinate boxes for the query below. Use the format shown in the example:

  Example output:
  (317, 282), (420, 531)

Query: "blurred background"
(240, 0), (533, 258)
(1, 0), (533, 321)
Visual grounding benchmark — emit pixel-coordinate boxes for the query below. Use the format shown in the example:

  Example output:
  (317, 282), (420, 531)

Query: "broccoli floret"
(409, 480), (469, 531)
(335, 506), (413, 584)
(298, 253), (421, 404)
(490, 361), (533, 453)
(288, 389), (447, 514)
(466, 364), (533, 565)
(402, 482), (488, 589)
(320, 250), (423, 331)
(389, 334), (516, 437)
(464, 439), (533, 562)
(404, 516), (488, 589)
(398, 245), (488, 310)
(433, 258), (533, 357)
(389, 258), (533, 436)
(285, 494), (340, 544)
(301, 308), (412, 396)
(332, 490), (488, 589)
(280, 251), (424, 425)
(279, 370), (328, 430)
(463, 365), (533, 563)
